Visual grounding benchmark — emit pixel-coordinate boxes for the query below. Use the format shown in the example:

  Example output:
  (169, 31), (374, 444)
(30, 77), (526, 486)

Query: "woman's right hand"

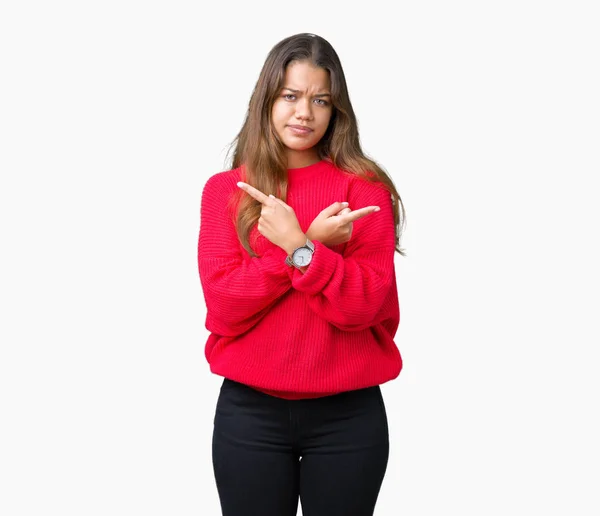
(305, 201), (381, 247)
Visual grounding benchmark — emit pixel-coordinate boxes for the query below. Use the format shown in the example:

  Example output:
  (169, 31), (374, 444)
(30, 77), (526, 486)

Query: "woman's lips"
(287, 125), (313, 135)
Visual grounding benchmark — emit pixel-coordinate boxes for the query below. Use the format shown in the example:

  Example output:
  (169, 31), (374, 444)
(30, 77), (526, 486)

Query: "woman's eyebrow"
(282, 87), (331, 98)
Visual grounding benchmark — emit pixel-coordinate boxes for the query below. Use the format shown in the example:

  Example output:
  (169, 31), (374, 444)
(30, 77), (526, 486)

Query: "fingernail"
(342, 202), (349, 205)
(374, 207), (380, 212)
(236, 182), (243, 187)
(269, 194), (275, 199)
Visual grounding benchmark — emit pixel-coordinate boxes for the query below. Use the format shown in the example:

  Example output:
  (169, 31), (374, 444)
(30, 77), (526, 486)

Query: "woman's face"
(271, 61), (333, 166)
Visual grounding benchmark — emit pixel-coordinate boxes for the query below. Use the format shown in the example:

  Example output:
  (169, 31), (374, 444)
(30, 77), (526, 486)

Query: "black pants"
(212, 378), (390, 516)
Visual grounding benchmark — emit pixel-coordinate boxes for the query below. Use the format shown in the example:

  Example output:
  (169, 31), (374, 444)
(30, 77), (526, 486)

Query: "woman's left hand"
(237, 182), (306, 255)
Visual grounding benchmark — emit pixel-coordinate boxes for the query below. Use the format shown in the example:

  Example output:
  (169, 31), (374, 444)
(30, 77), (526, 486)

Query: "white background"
(1, 1), (599, 514)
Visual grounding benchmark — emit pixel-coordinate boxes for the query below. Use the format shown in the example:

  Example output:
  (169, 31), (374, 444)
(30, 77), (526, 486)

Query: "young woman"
(198, 32), (406, 516)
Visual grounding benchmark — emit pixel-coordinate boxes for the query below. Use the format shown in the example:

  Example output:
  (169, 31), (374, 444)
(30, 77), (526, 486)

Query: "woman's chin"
(282, 139), (316, 152)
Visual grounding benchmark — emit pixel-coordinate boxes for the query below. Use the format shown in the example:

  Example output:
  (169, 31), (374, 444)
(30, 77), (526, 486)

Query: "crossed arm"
(198, 173), (395, 335)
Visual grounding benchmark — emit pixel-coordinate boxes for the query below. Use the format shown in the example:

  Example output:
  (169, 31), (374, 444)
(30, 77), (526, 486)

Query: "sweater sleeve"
(290, 177), (397, 332)
(198, 173), (293, 337)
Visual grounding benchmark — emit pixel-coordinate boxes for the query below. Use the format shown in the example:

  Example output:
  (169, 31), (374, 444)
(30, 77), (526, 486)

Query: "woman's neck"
(286, 150), (321, 169)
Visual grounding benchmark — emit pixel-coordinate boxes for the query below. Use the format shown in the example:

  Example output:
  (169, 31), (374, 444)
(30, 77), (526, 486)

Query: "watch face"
(293, 247), (313, 266)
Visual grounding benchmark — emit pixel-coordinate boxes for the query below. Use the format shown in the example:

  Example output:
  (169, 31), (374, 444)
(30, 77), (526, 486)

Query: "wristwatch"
(285, 238), (315, 269)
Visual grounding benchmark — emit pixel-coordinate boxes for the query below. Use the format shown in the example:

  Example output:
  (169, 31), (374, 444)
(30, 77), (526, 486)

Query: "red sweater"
(197, 159), (402, 399)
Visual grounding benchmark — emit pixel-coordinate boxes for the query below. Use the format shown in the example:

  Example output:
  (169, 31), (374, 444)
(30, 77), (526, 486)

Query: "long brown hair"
(224, 33), (407, 257)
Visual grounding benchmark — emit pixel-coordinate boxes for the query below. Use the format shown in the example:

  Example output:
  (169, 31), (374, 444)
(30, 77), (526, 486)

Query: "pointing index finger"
(237, 181), (271, 205)
(340, 206), (380, 223)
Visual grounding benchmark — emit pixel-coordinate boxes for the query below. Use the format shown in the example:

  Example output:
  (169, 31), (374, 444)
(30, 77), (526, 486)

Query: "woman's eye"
(315, 99), (329, 106)
(283, 94), (296, 100)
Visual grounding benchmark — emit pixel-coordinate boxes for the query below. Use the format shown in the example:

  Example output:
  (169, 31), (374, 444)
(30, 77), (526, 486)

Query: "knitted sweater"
(197, 159), (402, 399)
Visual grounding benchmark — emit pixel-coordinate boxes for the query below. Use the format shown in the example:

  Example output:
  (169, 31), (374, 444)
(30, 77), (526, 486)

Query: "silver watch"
(285, 239), (315, 269)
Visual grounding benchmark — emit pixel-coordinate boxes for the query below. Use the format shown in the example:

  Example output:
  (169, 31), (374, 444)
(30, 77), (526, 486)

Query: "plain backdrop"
(1, 1), (599, 515)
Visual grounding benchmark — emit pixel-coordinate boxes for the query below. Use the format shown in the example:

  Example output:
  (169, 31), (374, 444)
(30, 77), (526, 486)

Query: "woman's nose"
(295, 98), (313, 119)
